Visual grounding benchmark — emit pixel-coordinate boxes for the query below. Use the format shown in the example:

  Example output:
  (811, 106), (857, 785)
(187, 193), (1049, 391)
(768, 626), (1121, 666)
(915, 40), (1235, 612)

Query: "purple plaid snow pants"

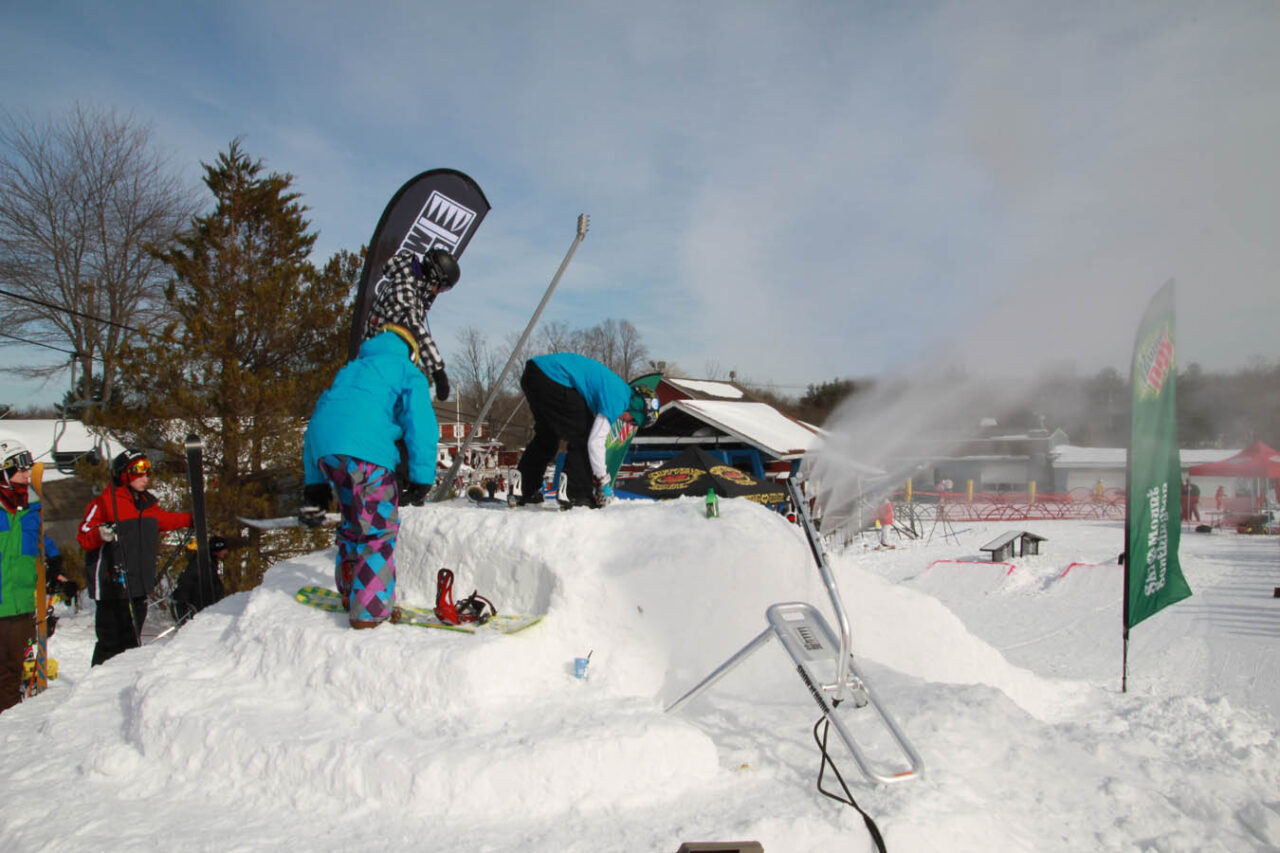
(317, 455), (400, 625)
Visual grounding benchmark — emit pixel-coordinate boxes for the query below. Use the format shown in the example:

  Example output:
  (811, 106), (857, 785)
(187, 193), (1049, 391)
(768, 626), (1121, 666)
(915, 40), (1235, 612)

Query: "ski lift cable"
(0, 286), (146, 336)
(0, 330), (80, 356)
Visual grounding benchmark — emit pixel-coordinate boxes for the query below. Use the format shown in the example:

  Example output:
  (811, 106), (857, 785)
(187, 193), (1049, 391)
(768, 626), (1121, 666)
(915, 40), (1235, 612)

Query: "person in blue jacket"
(515, 353), (658, 508)
(302, 321), (440, 629)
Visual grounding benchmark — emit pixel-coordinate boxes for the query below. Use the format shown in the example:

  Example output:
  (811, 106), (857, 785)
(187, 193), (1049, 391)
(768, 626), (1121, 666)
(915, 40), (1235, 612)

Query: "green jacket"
(0, 497), (41, 619)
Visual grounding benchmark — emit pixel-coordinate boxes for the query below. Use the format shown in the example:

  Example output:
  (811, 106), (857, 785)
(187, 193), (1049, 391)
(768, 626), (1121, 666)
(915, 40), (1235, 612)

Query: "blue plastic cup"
(573, 656), (590, 679)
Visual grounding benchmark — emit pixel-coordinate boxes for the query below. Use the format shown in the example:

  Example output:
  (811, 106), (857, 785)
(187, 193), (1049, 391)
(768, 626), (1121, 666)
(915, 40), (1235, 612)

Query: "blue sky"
(2, 0), (1278, 407)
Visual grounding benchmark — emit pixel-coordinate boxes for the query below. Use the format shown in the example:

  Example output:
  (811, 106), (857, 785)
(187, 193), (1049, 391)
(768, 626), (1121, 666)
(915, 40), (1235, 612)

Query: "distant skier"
(0, 439), (41, 713)
(302, 251), (448, 629)
(514, 353), (659, 509)
(78, 450), (194, 666)
(170, 535), (229, 624)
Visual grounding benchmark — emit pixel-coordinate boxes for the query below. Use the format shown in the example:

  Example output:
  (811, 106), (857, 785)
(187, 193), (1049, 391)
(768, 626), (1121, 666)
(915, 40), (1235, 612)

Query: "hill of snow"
(2, 498), (1278, 851)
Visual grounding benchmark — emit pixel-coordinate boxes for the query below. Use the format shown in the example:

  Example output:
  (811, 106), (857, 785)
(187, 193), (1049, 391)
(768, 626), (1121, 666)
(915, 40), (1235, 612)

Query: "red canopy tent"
(1189, 441), (1280, 525)
(1186, 441), (1280, 478)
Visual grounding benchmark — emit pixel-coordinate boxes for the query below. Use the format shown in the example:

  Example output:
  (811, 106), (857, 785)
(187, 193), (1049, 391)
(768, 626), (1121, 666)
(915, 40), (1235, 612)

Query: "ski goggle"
(2, 451), (33, 472)
(126, 458), (152, 476)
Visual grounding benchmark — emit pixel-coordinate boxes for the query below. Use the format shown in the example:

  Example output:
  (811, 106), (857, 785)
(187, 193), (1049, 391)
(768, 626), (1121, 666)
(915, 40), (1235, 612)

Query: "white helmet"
(0, 438), (34, 480)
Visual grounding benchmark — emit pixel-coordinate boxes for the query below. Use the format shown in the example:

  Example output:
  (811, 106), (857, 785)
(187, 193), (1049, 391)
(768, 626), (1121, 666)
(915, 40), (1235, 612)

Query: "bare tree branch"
(0, 104), (199, 405)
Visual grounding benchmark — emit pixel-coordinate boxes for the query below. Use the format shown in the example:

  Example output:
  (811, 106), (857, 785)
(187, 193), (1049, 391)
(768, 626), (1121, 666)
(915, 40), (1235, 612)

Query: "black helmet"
(111, 449), (151, 484)
(208, 535), (228, 552)
(422, 247), (460, 291)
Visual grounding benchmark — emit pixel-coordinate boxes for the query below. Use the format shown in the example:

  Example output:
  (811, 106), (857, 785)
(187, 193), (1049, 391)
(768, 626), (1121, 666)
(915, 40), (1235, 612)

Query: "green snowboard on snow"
(295, 585), (542, 634)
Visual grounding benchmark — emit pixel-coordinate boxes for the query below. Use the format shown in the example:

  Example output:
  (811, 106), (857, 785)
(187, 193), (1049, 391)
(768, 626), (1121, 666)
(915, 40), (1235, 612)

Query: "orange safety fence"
(899, 489), (1126, 523)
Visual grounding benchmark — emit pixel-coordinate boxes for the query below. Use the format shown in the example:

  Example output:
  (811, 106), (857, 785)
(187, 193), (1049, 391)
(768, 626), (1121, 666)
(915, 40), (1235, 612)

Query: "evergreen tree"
(793, 378), (863, 423)
(105, 141), (356, 591)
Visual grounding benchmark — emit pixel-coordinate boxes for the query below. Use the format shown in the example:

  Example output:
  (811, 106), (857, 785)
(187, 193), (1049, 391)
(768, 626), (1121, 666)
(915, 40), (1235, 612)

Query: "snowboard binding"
(433, 568), (494, 626)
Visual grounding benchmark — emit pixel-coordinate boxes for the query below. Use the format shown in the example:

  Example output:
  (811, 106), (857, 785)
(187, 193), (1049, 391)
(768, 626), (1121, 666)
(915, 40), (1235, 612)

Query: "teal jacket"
(531, 353), (632, 421)
(303, 330), (439, 486)
(0, 495), (41, 618)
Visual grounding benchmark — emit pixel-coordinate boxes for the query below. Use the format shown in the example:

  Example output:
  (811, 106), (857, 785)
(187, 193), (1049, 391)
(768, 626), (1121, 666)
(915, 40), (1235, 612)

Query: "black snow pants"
(516, 360), (597, 504)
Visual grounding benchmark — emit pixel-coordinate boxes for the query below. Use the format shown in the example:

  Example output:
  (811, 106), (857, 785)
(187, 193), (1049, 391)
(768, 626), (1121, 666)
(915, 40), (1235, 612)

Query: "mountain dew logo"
(611, 419), (637, 446)
(1134, 325), (1174, 401)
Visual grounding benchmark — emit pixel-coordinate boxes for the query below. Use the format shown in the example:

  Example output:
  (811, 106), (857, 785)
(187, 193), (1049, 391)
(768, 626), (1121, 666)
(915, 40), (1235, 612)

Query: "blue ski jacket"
(530, 353), (632, 421)
(304, 331), (439, 486)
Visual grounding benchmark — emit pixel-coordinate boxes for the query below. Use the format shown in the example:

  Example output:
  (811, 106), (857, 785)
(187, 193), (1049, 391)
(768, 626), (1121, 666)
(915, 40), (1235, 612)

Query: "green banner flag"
(1126, 280), (1192, 628)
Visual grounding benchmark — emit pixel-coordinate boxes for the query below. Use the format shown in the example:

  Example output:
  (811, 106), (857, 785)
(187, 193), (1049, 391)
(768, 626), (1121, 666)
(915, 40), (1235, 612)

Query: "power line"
(0, 286), (145, 335)
(0, 330), (81, 357)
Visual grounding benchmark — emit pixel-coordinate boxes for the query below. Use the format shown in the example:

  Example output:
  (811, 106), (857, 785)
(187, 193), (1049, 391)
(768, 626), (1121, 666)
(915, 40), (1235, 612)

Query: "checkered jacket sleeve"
(363, 251), (444, 373)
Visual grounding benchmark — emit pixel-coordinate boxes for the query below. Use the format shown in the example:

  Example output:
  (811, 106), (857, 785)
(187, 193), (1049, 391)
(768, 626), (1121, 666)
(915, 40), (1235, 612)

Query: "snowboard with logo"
(604, 372), (663, 482)
(347, 169), (490, 361)
(295, 585), (541, 634)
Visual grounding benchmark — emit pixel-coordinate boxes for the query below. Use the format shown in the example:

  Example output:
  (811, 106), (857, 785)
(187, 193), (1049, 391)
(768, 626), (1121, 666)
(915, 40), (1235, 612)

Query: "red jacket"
(875, 501), (894, 526)
(77, 484), (193, 551)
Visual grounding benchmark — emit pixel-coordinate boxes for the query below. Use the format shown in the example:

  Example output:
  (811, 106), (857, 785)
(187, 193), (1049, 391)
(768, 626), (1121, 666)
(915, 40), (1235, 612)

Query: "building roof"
(630, 376), (822, 462)
(650, 399), (823, 460)
(1050, 445), (1241, 470)
(661, 377), (749, 401)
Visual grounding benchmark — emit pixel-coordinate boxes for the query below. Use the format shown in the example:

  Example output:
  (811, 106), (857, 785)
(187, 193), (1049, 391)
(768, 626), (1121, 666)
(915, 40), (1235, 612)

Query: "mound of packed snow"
(2, 500), (1278, 852)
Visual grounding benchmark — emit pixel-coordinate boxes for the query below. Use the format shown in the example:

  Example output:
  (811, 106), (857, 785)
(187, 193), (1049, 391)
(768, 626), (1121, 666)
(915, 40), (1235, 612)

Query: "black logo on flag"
(400, 191), (477, 256)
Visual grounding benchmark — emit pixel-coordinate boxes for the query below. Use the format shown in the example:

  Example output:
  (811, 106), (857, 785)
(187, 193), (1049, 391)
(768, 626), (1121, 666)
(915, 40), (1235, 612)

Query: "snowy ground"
(2, 498), (1278, 852)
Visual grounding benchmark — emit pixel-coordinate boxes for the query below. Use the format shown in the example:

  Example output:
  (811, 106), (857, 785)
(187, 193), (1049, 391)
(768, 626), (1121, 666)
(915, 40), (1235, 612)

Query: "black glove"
(402, 481), (430, 506)
(303, 482), (332, 509)
(432, 369), (450, 402)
